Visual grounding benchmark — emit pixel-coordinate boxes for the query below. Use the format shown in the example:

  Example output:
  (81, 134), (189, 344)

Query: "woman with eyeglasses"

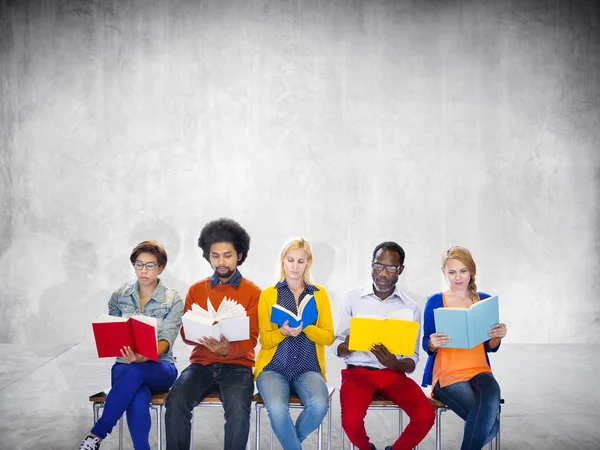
(254, 237), (335, 450)
(421, 246), (507, 450)
(78, 240), (184, 450)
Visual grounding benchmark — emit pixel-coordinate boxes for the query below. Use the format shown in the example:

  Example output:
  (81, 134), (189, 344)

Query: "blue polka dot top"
(263, 280), (321, 381)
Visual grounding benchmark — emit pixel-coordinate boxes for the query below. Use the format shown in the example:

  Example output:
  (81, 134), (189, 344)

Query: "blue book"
(270, 294), (317, 329)
(433, 295), (499, 349)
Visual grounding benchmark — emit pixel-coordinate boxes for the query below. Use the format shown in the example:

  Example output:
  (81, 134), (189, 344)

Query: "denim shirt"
(108, 279), (184, 364)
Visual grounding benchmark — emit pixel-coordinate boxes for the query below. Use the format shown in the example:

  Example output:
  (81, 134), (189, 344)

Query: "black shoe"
(370, 444), (377, 450)
(384, 447), (392, 450)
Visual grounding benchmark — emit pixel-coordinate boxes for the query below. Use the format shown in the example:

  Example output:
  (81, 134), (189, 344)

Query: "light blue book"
(433, 295), (499, 349)
(270, 294), (317, 329)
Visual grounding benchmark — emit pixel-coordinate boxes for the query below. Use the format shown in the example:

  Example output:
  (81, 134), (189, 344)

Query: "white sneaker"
(77, 435), (101, 450)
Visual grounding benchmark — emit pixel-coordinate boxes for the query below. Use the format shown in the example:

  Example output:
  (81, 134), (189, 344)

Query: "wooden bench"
(253, 386), (336, 450)
(340, 393), (419, 450)
(429, 396), (505, 450)
(89, 390), (168, 450)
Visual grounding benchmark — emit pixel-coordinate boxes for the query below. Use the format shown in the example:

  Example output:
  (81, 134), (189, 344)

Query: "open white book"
(182, 297), (249, 343)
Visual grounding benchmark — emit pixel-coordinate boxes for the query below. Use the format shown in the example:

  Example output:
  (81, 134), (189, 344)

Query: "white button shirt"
(332, 283), (422, 373)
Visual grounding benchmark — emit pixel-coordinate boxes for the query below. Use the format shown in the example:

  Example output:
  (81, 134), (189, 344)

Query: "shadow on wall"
(24, 240), (109, 357)
(128, 219), (189, 297)
(311, 241), (342, 317)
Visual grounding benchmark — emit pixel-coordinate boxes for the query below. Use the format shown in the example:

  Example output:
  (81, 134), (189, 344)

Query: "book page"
(385, 309), (414, 321)
(297, 294), (313, 314)
(272, 304), (301, 322)
(93, 314), (128, 323)
(187, 303), (217, 324)
(214, 297), (246, 321)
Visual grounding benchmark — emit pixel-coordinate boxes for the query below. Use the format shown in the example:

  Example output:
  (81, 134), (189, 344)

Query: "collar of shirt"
(210, 269), (242, 289)
(360, 282), (405, 303)
(275, 279), (319, 293)
(125, 279), (168, 303)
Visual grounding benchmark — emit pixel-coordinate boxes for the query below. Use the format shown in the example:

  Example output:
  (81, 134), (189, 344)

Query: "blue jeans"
(165, 362), (254, 450)
(256, 370), (329, 450)
(91, 361), (178, 450)
(433, 372), (500, 450)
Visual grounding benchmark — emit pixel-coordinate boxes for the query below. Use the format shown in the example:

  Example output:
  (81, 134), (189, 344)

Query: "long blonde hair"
(442, 246), (478, 303)
(278, 237), (314, 284)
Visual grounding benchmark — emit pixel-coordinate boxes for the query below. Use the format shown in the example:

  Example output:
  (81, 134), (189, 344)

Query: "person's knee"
(305, 396), (329, 419)
(224, 399), (252, 420)
(413, 401), (436, 428)
(129, 389), (151, 411)
(265, 397), (290, 418)
(165, 382), (192, 411)
(341, 408), (364, 431)
(114, 363), (144, 384)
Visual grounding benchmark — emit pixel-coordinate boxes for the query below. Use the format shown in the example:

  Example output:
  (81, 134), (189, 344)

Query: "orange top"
(181, 277), (261, 369)
(432, 293), (492, 390)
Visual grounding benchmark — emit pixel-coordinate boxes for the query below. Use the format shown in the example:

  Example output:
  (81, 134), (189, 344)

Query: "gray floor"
(1, 341), (598, 450)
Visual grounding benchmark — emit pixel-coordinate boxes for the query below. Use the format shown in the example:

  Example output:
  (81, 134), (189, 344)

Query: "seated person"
(78, 240), (184, 450)
(422, 246), (507, 450)
(255, 237), (335, 450)
(333, 241), (435, 450)
(165, 218), (261, 450)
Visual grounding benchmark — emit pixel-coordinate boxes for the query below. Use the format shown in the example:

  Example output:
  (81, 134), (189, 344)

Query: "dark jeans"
(165, 362), (254, 450)
(433, 372), (500, 450)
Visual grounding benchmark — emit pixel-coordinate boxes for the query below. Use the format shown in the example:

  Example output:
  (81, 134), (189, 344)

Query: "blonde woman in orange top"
(421, 246), (507, 450)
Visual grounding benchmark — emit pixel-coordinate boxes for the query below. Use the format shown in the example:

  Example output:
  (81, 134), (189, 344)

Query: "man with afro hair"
(165, 218), (261, 450)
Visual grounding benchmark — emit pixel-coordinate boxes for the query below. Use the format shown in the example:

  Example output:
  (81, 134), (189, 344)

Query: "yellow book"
(348, 309), (419, 356)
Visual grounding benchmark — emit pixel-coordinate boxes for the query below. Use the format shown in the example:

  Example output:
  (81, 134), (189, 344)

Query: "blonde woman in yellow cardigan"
(255, 237), (335, 450)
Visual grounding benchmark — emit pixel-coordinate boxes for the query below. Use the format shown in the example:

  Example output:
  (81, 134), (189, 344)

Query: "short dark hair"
(198, 218), (251, 266)
(372, 241), (405, 266)
(130, 240), (168, 267)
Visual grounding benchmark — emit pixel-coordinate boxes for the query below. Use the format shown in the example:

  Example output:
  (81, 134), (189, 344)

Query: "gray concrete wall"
(1, 0), (599, 347)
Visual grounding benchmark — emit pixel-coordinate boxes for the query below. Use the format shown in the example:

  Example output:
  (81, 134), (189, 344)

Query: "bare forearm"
(158, 340), (170, 356)
(390, 358), (415, 373)
(489, 337), (501, 349)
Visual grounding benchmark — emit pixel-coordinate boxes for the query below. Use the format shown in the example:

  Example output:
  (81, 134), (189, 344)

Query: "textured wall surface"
(1, 0), (599, 349)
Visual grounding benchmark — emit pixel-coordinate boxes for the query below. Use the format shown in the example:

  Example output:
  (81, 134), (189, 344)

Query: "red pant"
(340, 367), (435, 450)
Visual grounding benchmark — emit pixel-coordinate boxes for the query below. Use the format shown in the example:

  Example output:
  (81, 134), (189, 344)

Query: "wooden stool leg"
(435, 407), (443, 450)
(190, 410), (194, 449)
(255, 403), (261, 450)
(93, 403), (102, 424)
(327, 396), (332, 450)
(118, 416), (124, 450)
(156, 405), (163, 450)
(496, 405), (501, 450)
(399, 409), (404, 433)
(317, 421), (323, 450)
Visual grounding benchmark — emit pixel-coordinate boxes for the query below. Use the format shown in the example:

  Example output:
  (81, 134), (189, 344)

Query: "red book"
(92, 314), (159, 362)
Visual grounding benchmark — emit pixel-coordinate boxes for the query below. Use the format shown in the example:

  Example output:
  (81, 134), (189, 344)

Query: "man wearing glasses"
(333, 242), (435, 450)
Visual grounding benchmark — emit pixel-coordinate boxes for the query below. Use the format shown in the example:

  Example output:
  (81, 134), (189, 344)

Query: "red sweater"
(181, 276), (261, 369)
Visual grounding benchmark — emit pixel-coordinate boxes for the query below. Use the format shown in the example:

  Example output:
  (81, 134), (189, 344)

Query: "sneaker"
(370, 444), (377, 450)
(77, 435), (101, 450)
(384, 447), (393, 450)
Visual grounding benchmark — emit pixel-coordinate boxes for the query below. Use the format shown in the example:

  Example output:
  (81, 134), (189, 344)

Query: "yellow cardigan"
(254, 283), (335, 381)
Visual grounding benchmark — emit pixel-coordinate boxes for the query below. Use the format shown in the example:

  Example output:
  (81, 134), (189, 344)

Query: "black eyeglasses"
(372, 262), (402, 273)
(133, 262), (159, 271)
